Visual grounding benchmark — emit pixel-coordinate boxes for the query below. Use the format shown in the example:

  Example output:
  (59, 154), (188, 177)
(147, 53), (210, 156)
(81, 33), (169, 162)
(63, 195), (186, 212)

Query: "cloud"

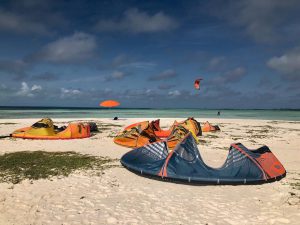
(28, 32), (97, 63)
(110, 54), (129, 68)
(149, 69), (177, 81)
(207, 56), (226, 71)
(0, 9), (50, 35)
(94, 8), (178, 33)
(267, 47), (300, 81)
(104, 71), (130, 82)
(60, 88), (82, 99)
(0, 32), (96, 80)
(1, 79), (298, 108)
(0, 0), (68, 36)
(97, 54), (157, 71)
(31, 84), (42, 91)
(210, 67), (247, 85)
(16, 82), (42, 97)
(207, 0), (300, 43)
(168, 90), (181, 98)
(122, 88), (161, 101)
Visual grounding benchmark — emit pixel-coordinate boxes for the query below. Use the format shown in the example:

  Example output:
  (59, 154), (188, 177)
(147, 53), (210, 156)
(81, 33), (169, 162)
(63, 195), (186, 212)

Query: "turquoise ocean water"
(0, 107), (299, 121)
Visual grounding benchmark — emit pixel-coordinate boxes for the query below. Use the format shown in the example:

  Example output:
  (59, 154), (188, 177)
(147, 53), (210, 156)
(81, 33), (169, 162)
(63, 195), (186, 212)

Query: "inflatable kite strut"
(121, 133), (286, 184)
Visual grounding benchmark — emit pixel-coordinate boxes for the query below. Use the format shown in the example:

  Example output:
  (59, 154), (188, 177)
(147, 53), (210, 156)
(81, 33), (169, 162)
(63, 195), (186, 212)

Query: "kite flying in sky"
(194, 78), (203, 90)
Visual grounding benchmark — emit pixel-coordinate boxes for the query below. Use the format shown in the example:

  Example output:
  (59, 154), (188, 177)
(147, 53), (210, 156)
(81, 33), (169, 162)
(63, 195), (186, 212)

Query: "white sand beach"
(0, 118), (299, 225)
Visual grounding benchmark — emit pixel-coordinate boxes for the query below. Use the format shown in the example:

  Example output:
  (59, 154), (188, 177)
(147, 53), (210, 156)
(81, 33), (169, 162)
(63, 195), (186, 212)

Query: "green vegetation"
(0, 151), (118, 184)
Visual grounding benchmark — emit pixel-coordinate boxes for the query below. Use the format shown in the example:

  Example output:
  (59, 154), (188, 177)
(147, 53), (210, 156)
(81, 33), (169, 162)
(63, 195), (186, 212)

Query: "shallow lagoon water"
(0, 107), (299, 121)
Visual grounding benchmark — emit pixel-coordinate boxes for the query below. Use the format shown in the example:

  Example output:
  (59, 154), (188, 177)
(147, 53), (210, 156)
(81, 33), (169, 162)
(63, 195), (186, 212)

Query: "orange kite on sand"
(100, 100), (120, 107)
(11, 118), (91, 139)
(202, 121), (220, 132)
(114, 118), (202, 150)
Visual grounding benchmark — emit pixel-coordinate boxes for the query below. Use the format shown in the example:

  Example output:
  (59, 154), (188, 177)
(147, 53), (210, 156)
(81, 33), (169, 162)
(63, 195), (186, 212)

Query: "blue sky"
(0, 0), (299, 108)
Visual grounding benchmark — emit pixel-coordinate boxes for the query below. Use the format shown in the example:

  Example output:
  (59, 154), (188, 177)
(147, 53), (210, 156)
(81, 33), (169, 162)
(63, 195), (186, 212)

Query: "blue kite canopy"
(121, 133), (286, 184)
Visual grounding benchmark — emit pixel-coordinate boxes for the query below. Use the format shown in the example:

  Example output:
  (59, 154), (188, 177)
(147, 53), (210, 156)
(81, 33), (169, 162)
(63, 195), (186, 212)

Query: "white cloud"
(30, 32), (97, 63)
(267, 47), (300, 80)
(16, 82), (42, 97)
(94, 8), (178, 33)
(168, 90), (181, 97)
(104, 71), (131, 82)
(31, 84), (42, 91)
(60, 88), (82, 98)
(145, 89), (154, 95)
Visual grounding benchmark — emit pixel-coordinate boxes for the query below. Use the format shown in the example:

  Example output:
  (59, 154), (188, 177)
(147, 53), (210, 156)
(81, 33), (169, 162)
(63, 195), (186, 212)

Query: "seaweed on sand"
(0, 151), (118, 184)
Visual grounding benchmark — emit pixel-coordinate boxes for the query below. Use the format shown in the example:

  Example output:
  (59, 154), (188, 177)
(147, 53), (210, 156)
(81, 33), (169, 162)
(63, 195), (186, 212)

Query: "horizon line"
(0, 106), (299, 111)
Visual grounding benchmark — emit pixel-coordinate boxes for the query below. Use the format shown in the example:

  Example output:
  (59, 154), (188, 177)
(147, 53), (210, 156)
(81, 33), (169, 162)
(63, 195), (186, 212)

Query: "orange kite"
(100, 100), (120, 107)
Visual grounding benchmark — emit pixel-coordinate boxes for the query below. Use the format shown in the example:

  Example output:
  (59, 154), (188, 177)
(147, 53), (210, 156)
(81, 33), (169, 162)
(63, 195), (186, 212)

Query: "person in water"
(217, 111), (221, 116)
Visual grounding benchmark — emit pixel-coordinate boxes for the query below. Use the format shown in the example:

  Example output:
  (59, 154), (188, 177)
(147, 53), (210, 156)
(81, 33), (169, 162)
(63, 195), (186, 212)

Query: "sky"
(0, 0), (299, 109)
